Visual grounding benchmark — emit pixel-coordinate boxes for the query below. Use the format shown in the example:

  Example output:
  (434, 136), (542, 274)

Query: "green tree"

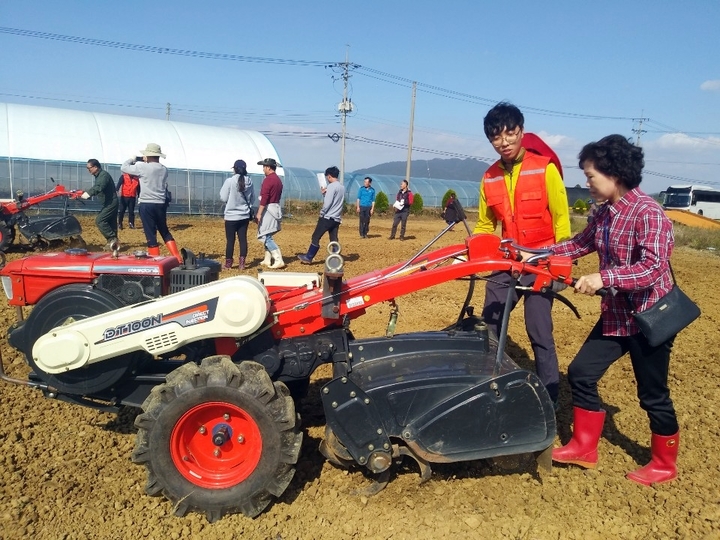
(441, 189), (457, 209)
(375, 191), (389, 213)
(572, 199), (589, 214)
(411, 192), (424, 214)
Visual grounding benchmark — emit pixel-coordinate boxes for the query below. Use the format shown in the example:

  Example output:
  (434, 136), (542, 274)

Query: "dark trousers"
(390, 211), (409, 238)
(96, 201), (119, 241)
(118, 196), (136, 225)
(482, 270), (559, 402)
(568, 318), (678, 435)
(311, 217), (340, 247)
(224, 219), (250, 259)
(359, 206), (372, 237)
(138, 203), (173, 247)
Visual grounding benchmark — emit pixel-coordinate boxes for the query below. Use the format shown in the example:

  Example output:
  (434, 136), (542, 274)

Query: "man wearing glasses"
(474, 102), (570, 409)
(83, 159), (119, 250)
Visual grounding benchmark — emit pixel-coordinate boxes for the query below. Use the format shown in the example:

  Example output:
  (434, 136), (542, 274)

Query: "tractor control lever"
(510, 242), (554, 265)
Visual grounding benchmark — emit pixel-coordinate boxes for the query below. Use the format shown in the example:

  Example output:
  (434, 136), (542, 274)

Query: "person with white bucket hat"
(121, 143), (182, 262)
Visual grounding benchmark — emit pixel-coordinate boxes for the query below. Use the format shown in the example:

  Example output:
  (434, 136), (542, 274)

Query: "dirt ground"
(0, 212), (719, 540)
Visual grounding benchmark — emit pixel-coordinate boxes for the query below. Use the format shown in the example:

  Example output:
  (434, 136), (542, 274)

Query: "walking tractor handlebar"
(268, 234), (576, 339)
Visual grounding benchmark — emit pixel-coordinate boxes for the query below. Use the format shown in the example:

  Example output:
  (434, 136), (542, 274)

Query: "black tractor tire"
(132, 356), (303, 522)
(0, 222), (15, 252)
(13, 284), (142, 395)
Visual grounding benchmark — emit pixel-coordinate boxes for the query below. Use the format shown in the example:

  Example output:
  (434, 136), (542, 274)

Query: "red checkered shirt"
(552, 188), (674, 336)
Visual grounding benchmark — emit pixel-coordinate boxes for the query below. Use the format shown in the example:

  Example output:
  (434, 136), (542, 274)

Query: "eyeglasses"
(490, 128), (521, 147)
(86, 165), (94, 171)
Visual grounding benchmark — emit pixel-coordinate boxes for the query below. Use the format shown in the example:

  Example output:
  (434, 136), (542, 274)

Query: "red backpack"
(521, 133), (564, 179)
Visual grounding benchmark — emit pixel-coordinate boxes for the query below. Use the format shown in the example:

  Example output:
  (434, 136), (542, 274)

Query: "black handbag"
(629, 264), (700, 347)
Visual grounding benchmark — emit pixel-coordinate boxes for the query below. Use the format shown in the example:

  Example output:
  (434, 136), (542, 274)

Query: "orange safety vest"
(482, 152), (556, 248)
(120, 173), (139, 198)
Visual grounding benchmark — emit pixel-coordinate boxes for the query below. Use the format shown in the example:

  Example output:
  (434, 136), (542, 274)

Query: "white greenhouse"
(0, 102), (480, 213)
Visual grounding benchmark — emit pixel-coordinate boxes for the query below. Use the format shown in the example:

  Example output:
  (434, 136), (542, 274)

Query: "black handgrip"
(569, 278), (609, 297)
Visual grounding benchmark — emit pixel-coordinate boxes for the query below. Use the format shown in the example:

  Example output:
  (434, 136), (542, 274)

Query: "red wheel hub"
(170, 401), (263, 489)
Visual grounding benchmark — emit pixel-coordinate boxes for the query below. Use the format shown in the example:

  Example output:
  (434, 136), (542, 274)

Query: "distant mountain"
(353, 158), (488, 182)
(352, 158), (592, 203)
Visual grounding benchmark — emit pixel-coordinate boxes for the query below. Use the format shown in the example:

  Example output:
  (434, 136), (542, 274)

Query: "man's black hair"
(325, 166), (340, 178)
(483, 101), (525, 139)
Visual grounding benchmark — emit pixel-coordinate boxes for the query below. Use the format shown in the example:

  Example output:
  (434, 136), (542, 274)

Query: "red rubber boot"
(552, 407), (606, 469)
(147, 246), (161, 256)
(626, 432), (679, 486)
(165, 240), (183, 264)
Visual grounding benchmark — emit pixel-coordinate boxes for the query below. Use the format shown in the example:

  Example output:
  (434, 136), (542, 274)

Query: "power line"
(0, 27), (334, 67)
(3, 25), (719, 167)
(1, 26), (648, 124)
(644, 170), (719, 186)
(356, 66), (637, 121)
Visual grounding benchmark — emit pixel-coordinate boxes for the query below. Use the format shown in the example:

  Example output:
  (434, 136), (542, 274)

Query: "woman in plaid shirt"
(549, 135), (679, 486)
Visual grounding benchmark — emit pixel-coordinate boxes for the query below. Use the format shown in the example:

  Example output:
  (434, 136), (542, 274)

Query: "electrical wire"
(3, 25), (718, 176)
(0, 27), (334, 67)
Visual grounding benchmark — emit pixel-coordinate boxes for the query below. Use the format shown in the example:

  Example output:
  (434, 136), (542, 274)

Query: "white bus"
(660, 185), (720, 219)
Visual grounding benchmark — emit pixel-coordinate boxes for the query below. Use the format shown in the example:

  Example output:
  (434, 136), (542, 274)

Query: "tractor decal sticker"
(99, 298), (219, 342)
(162, 297), (219, 327)
(95, 266), (161, 275)
(345, 296), (365, 309)
(103, 314), (163, 341)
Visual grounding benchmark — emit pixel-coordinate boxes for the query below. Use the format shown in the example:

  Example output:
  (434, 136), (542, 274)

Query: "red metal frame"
(268, 234), (573, 339)
(1, 233), (573, 347)
(0, 184), (83, 218)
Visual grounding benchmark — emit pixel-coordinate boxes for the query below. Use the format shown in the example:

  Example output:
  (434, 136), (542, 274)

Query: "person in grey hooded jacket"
(220, 159), (254, 270)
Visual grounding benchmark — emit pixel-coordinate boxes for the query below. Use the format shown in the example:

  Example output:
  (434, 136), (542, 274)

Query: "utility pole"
(337, 47), (354, 184)
(632, 113), (647, 146)
(166, 102), (171, 121)
(405, 82), (417, 183)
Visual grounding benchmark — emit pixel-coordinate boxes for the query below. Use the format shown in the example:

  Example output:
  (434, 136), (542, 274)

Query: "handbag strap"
(237, 176), (252, 208)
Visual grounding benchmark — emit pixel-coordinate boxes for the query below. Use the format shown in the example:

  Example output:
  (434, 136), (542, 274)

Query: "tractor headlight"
(1, 276), (13, 300)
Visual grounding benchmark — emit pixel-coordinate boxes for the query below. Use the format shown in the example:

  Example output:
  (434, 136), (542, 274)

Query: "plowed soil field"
(1, 212), (718, 540)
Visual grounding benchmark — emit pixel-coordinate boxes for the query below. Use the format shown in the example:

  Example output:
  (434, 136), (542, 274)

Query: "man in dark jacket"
(82, 159), (119, 249)
(389, 179), (413, 240)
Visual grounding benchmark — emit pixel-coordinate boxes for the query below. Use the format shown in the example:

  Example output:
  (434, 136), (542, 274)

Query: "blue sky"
(1, 0), (719, 193)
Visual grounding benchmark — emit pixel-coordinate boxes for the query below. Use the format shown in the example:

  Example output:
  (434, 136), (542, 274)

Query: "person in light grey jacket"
(120, 143), (182, 262)
(220, 160), (254, 270)
(298, 166), (345, 264)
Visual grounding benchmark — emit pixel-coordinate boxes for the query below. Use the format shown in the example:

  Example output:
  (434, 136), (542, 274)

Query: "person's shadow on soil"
(276, 377), (332, 507)
(602, 404), (650, 465)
